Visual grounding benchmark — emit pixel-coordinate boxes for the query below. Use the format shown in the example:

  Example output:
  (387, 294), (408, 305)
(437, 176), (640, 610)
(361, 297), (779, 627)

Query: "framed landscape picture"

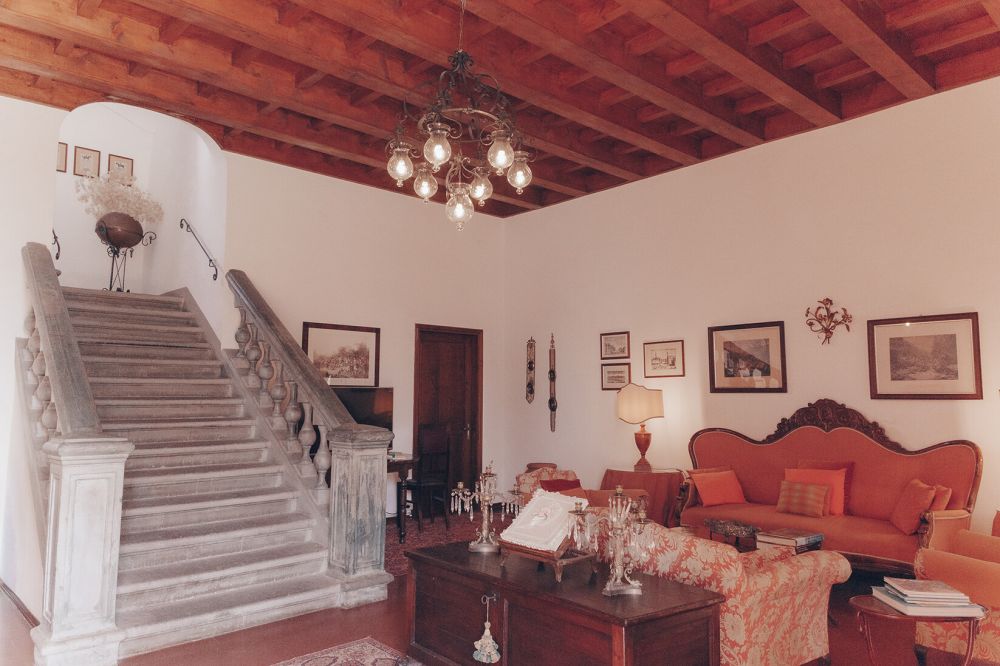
(644, 339), (685, 378)
(302, 322), (380, 387)
(708, 321), (786, 393)
(600, 331), (630, 359)
(601, 362), (631, 391)
(867, 312), (982, 400)
(73, 146), (100, 178)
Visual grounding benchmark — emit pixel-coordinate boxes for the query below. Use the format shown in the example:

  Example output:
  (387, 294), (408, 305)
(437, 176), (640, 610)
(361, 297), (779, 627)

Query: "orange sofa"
(680, 399), (983, 574)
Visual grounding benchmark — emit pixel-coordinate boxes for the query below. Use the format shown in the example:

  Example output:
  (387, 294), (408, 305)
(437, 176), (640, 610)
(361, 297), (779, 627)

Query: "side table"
(387, 453), (418, 543)
(600, 468), (683, 526)
(849, 595), (985, 666)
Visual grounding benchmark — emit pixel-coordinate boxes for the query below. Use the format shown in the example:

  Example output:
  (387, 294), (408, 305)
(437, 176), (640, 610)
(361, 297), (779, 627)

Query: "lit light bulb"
(469, 168), (493, 206)
(445, 184), (474, 229)
(386, 144), (414, 187)
(412, 163), (438, 201)
(423, 123), (452, 171)
(506, 152), (532, 194)
(487, 130), (514, 174)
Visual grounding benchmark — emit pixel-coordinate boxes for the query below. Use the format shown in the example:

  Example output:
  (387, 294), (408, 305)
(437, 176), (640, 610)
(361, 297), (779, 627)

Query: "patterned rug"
(269, 637), (418, 666)
(383, 512), (514, 578)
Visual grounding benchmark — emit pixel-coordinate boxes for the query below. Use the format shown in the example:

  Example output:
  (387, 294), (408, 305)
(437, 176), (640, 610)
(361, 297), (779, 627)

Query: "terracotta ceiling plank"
(669, 119), (701, 135)
(276, 2), (311, 28)
(814, 59), (872, 88)
(53, 39), (75, 57)
(158, 18), (190, 45)
(636, 104), (672, 122)
(196, 81), (218, 98)
(626, 27), (673, 55)
(294, 68), (325, 89)
(839, 79), (905, 117)
(296, 0), (704, 165)
(76, 0), (102, 19)
(578, 1), (631, 33)
(708, 0), (757, 15)
(599, 87), (635, 106)
(792, 0), (934, 98)
(0, 64), (104, 109)
(747, 8), (811, 47)
(703, 74), (744, 96)
(257, 101), (281, 115)
(664, 51), (708, 77)
(734, 93), (778, 114)
(885, 0), (982, 30)
(762, 110), (814, 139)
(347, 33), (378, 53)
(983, 0), (1000, 25)
(935, 43), (1000, 87)
(32, 74), (54, 89)
(231, 43), (262, 68)
(912, 14), (998, 56)
(468, 0), (761, 150)
(127, 61), (151, 77)
(351, 89), (382, 106)
(783, 35), (841, 69)
(614, 0), (840, 126)
(124, 0), (647, 183)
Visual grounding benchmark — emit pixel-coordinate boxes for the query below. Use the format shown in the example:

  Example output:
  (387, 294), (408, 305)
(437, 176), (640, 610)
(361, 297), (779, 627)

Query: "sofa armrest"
(949, 530), (1000, 565)
(920, 510), (972, 550)
(916, 548), (1000, 608)
(742, 551), (852, 600)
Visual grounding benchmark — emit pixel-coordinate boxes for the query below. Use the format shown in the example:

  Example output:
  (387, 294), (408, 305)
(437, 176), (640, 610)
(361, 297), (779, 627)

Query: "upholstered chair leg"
(816, 655), (832, 665)
(914, 645), (928, 666)
(414, 488), (423, 531)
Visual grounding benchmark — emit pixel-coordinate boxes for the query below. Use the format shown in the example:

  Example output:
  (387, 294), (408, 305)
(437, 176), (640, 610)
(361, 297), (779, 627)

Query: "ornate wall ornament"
(525, 337), (535, 404)
(805, 298), (852, 344)
(548, 334), (557, 432)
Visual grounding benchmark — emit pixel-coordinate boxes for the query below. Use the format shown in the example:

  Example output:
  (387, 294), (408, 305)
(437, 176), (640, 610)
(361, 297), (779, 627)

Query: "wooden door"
(413, 324), (483, 491)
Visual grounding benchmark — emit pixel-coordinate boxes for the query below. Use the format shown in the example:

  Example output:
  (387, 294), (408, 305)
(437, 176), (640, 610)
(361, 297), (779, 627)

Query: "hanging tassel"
(473, 594), (500, 663)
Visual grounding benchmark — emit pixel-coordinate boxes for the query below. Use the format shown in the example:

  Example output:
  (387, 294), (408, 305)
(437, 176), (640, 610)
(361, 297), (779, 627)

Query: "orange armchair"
(915, 524), (1000, 663)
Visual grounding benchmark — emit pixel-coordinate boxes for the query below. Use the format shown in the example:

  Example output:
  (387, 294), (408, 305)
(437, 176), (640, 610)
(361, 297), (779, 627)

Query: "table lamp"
(616, 383), (664, 473)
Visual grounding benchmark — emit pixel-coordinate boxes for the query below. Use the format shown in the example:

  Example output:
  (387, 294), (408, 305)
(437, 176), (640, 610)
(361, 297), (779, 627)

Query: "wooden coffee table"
(849, 595), (985, 666)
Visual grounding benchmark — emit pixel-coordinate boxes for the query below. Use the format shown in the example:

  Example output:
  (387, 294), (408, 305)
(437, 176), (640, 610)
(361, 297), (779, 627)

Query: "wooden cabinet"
(407, 543), (722, 666)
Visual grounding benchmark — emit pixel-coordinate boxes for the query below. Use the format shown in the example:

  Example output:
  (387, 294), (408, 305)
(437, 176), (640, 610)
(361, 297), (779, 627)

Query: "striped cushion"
(776, 480), (829, 518)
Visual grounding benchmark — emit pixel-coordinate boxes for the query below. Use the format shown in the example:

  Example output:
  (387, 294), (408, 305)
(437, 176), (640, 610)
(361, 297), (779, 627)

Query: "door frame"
(412, 323), (484, 480)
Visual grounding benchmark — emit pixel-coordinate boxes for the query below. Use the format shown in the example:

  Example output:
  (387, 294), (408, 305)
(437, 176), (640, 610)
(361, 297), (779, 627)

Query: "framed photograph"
(56, 142), (67, 173)
(301, 322), (380, 387)
(867, 312), (982, 400)
(644, 339), (685, 378)
(601, 362), (631, 391)
(708, 321), (786, 393)
(73, 146), (100, 178)
(600, 331), (630, 359)
(107, 154), (134, 179)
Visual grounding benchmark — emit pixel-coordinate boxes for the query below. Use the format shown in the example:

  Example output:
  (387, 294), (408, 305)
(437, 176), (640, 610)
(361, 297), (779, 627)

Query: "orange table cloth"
(600, 468), (683, 527)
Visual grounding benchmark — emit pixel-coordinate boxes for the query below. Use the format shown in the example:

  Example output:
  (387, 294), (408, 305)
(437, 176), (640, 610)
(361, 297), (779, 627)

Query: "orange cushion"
(691, 470), (746, 507)
(929, 485), (952, 512)
(799, 460), (854, 512)
(775, 480), (828, 517)
(890, 479), (936, 535)
(558, 487), (589, 503)
(688, 466), (733, 506)
(786, 467), (847, 515)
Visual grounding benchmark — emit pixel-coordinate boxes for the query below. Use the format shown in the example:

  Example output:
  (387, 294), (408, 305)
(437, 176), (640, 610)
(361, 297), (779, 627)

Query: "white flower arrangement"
(75, 171), (164, 227)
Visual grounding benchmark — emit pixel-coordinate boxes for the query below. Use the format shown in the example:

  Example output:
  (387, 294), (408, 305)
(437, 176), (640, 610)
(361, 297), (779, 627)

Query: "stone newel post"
(327, 424), (394, 608)
(31, 436), (133, 666)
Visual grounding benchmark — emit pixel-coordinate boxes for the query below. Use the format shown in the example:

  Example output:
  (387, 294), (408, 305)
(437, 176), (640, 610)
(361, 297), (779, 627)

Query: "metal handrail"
(179, 218), (219, 281)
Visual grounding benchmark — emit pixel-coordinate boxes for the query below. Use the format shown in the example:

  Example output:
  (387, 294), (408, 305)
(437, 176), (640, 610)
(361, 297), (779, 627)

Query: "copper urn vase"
(95, 212), (144, 250)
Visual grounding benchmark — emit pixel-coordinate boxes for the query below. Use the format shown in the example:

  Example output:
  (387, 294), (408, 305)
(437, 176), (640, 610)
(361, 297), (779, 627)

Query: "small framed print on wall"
(73, 146), (100, 178)
(108, 154), (134, 180)
(600, 331), (630, 359)
(56, 142), (67, 173)
(302, 322), (380, 387)
(644, 339), (685, 378)
(867, 312), (982, 400)
(601, 362), (631, 391)
(708, 321), (787, 393)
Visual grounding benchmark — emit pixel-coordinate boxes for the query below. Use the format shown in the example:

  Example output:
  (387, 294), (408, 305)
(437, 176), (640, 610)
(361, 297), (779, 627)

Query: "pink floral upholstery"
(514, 467), (579, 499)
(600, 521), (851, 666)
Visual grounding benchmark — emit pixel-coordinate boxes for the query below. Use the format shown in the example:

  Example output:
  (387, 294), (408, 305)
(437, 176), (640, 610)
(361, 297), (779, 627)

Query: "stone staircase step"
(70, 318), (205, 344)
(117, 575), (341, 657)
(116, 542), (327, 610)
(96, 398), (245, 420)
(88, 377), (234, 399)
(79, 341), (216, 360)
(61, 286), (185, 311)
(102, 417), (256, 442)
(123, 461), (283, 500)
(119, 513), (315, 570)
(67, 302), (196, 327)
(121, 486), (297, 533)
(83, 356), (225, 380)
(125, 439), (267, 471)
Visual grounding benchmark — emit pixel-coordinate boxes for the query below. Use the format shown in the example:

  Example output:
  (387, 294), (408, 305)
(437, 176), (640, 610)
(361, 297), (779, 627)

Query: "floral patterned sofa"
(600, 519), (851, 666)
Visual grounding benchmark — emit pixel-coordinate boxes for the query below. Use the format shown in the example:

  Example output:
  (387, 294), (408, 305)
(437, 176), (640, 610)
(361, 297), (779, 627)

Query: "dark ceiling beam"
(885, 0), (982, 30)
(747, 8), (812, 47)
(911, 14), (997, 56)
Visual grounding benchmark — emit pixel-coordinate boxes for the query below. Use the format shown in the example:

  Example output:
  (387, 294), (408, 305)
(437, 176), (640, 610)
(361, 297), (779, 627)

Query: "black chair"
(401, 425), (451, 531)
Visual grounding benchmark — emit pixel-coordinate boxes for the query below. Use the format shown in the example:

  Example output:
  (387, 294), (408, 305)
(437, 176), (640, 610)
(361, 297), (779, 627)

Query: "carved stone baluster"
(234, 306), (251, 357)
(297, 401), (317, 478)
(22, 311), (37, 380)
(313, 423), (331, 503)
(244, 322), (261, 389)
(31, 348), (46, 412)
(257, 341), (274, 410)
(283, 381), (302, 456)
(270, 359), (287, 420)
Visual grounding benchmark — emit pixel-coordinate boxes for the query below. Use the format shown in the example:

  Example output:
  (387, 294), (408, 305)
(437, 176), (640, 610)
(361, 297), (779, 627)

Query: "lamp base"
(633, 427), (652, 473)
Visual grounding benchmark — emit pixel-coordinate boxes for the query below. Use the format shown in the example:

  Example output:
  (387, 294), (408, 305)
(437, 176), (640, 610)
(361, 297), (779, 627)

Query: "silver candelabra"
(574, 486), (651, 596)
(452, 463), (520, 553)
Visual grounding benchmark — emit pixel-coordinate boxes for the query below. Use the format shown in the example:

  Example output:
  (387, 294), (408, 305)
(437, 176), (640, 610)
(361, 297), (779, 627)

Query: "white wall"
(503, 77), (1000, 532)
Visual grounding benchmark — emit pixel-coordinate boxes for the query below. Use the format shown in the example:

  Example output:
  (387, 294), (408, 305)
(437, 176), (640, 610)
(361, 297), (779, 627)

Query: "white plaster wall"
(503, 77), (1000, 532)
(223, 154), (509, 477)
(0, 96), (67, 617)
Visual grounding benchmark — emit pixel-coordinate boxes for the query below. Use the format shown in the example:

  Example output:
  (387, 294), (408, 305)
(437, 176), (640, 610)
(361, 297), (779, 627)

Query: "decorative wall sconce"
(804, 298), (852, 345)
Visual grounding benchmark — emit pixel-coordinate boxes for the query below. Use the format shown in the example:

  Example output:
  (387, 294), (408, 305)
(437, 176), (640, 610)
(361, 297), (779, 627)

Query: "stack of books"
(755, 528), (824, 553)
(872, 578), (984, 618)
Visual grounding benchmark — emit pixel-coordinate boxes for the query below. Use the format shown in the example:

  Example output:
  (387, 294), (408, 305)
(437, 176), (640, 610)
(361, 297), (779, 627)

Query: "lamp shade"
(616, 383), (664, 424)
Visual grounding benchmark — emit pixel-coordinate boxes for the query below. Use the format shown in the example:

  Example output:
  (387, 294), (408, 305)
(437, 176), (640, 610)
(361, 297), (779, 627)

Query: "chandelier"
(385, 0), (532, 230)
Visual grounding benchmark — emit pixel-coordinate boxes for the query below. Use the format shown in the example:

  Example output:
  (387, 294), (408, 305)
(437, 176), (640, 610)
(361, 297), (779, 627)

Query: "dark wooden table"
(387, 453), (417, 543)
(407, 542), (723, 666)
(850, 595), (985, 666)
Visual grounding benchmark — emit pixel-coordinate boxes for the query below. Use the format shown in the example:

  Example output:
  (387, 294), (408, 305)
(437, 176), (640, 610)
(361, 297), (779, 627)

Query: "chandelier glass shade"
(385, 2), (532, 229)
